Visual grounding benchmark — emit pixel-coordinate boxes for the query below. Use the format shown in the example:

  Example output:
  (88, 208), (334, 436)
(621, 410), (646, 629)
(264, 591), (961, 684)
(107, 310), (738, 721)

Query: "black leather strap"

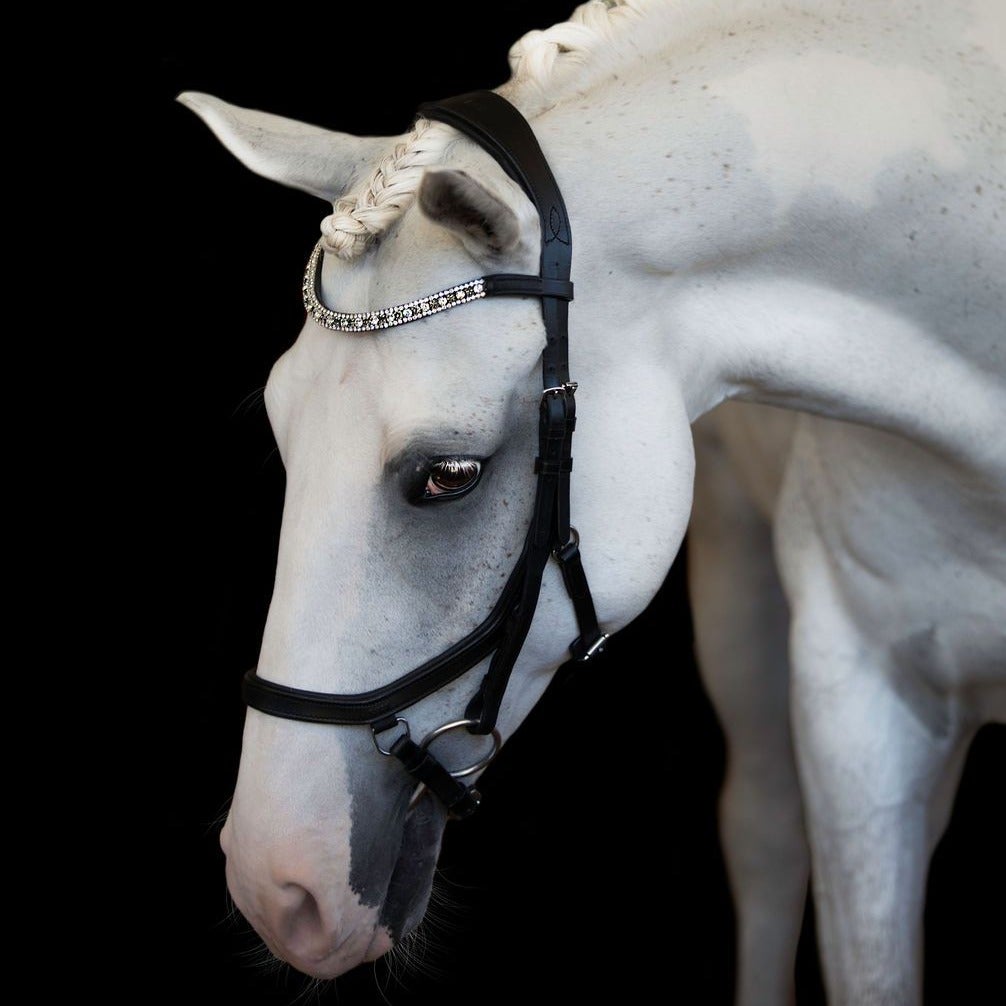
(420, 91), (572, 389)
(483, 274), (574, 300)
(555, 536), (606, 661)
(242, 90), (605, 816)
(244, 533), (532, 725)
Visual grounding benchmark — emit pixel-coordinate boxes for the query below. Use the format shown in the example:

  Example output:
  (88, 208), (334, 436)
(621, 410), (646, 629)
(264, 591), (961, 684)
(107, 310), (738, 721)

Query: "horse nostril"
(220, 827), (368, 974)
(277, 883), (332, 962)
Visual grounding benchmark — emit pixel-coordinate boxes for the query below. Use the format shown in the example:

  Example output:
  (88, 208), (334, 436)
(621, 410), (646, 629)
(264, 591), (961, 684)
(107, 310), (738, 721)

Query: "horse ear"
(418, 169), (521, 259)
(176, 91), (390, 203)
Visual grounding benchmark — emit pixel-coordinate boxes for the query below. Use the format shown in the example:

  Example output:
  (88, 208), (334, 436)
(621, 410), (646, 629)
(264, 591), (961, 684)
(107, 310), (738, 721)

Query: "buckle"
(570, 632), (609, 662)
(541, 381), (578, 398)
(580, 633), (609, 660)
(552, 525), (580, 563)
(371, 717), (410, 755)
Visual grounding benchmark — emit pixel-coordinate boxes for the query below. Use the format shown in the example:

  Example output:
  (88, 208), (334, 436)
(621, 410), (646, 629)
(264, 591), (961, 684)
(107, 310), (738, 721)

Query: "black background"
(146, 4), (1003, 1002)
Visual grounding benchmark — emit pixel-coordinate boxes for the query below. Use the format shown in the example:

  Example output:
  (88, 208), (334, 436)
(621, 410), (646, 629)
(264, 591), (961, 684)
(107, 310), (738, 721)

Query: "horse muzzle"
(220, 768), (448, 979)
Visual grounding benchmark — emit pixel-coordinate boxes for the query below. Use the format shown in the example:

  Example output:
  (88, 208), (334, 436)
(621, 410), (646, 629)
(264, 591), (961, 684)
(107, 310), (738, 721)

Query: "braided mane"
(321, 0), (666, 259)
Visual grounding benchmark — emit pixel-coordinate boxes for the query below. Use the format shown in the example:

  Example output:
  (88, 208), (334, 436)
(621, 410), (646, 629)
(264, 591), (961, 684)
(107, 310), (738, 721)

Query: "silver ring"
(419, 718), (502, 778)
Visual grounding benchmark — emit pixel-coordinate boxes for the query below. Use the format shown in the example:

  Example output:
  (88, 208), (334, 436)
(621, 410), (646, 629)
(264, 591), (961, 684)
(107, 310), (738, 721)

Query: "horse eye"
(423, 458), (483, 500)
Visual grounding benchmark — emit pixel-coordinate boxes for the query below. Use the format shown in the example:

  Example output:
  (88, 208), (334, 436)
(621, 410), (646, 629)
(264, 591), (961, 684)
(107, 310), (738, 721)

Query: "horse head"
(180, 89), (695, 978)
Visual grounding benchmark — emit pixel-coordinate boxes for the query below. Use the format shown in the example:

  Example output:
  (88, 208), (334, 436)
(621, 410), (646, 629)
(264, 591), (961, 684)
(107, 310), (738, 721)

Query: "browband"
(302, 241), (573, 334)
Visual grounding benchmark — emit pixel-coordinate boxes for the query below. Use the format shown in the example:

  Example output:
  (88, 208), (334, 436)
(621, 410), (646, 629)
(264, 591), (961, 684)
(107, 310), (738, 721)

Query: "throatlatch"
(242, 90), (607, 819)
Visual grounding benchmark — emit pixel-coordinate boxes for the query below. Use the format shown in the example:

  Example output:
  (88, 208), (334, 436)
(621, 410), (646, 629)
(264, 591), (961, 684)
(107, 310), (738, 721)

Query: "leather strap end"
(483, 274), (574, 301)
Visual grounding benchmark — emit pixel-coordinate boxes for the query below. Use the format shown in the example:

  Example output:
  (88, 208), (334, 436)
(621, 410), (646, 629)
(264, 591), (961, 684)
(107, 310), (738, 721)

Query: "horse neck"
(525, 1), (1005, 478)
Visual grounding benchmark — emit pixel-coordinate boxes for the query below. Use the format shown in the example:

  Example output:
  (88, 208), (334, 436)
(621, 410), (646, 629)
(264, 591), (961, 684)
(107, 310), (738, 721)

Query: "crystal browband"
(303, 242), (487, 333)
(302, 242), (574, 334)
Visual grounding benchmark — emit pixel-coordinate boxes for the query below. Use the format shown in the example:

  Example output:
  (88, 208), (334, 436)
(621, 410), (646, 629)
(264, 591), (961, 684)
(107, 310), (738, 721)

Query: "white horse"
(179, 1), (1005, 1002)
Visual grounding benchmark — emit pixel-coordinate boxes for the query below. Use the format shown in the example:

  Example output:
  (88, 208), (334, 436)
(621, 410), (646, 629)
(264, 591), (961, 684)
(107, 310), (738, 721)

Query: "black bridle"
(242, 90), (607, 818)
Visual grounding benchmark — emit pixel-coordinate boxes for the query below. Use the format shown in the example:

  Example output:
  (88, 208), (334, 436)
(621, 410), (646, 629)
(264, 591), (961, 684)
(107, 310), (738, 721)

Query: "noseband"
(242, 90), (607, 818)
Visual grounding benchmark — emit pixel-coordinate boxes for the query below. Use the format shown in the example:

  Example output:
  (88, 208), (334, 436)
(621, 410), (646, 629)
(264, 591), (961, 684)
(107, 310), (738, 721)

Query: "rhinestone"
(300, 242), (491, 333)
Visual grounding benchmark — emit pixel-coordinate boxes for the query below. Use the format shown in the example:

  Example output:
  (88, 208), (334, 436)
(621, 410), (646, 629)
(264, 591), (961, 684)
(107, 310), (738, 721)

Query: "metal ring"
(419, 718), (502, 778)
(372, 717), (410, 756)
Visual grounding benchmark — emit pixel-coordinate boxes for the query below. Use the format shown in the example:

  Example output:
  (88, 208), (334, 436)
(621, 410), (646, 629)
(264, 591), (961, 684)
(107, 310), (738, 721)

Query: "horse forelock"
(320, 118), (455, 259)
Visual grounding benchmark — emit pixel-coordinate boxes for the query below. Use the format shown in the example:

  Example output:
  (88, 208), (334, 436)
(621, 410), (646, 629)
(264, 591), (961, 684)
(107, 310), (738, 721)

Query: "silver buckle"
(541, 380), (578, 398)
(371, 717), (410, 755)
(553, 525), (580, 561)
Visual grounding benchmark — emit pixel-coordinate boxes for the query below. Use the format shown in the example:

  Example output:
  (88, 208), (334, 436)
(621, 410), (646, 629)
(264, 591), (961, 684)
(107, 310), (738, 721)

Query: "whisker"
(260, 444), (280, 470)
(288, 973), (336, 1005)
(202, 795), (233, 838)
(216, 886), (245, 931)
(368, 867), (477, 997)
(429, 864), (486, 895)
(216, 897), (346, 1003)
(231, 385), (266, 419)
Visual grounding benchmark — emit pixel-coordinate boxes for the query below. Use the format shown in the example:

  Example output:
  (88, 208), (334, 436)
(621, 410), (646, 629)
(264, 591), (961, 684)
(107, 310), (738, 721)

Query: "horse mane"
(321, 0), (831, 258)
(321, 0), (688, 259)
